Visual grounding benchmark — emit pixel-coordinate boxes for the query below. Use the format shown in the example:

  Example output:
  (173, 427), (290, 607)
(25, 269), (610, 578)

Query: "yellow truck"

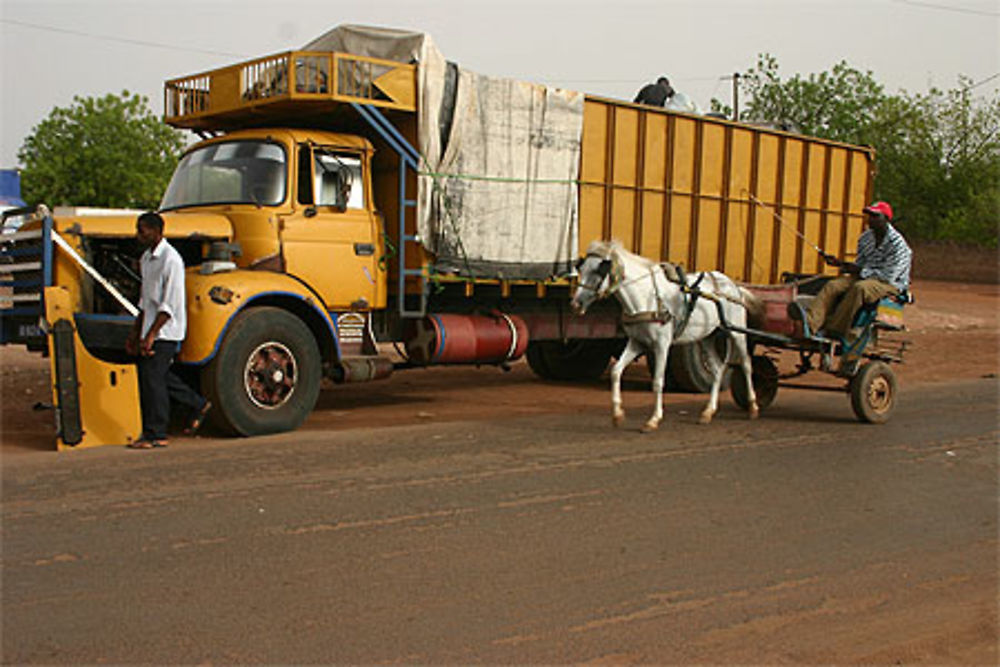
(0, 26), (873, 449)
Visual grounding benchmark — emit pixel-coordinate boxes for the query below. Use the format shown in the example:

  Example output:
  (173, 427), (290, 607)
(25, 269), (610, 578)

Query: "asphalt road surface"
(2, 377), (997, 663)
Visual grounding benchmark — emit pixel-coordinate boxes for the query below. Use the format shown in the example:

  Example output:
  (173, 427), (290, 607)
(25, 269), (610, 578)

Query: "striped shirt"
(855, 223), (912, 292)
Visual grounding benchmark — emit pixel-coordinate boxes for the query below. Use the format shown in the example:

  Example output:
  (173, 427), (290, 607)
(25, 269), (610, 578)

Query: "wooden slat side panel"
(612, 108), (640, 187)
(610, 190), (637, 246)
(640, 192), (665, 260)
(753, 135), (780, 283)
(668, 198), (692, 267)
(696, 200), (722, 271)
(725, 129), (754, 280)
(640, 114), (668, 259)
(824, 148), (848, 274)
(578, 185), (606, 253)
(578, 97), (874, 284)
(777, 140), (803, 278)
(671, 118), (697, 196)
(805, 143), (828, 209)
(669, 118), (697, 267)
(700, 124), (726, 197)
(609, 107), (639, 244)
(580, 100), (609, 183)
(579, 100), (610, 251)
(802, 210), (823, 273)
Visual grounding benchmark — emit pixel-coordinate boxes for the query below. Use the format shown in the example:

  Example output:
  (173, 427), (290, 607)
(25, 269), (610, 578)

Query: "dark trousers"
(138, 340), (205, 440)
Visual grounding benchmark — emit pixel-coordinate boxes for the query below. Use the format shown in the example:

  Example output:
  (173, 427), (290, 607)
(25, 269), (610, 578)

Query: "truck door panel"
(282, 147), (378, 310)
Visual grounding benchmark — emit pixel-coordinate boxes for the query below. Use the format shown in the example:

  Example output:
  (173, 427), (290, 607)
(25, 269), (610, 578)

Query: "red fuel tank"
(404, 313), (529, 365)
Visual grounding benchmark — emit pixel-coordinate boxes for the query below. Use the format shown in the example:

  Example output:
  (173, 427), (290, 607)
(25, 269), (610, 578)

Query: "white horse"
(570, 240), (764, 432)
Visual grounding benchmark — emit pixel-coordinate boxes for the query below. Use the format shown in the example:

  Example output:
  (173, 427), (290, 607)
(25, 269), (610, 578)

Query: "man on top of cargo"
(634, 76), (675, 107)
(125, 211), (211, 449)
(805, 201), (912, 342)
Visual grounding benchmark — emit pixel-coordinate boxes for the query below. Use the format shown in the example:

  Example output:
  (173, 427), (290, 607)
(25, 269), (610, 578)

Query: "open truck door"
(1, 211), (141, 450)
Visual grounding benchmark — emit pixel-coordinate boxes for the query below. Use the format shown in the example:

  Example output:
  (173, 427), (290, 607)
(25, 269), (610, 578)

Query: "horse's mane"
(585, 239), (657, 269)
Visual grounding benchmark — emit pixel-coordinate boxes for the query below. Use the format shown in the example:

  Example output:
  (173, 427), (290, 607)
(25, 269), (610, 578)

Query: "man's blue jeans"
(137, 340), (205, 440)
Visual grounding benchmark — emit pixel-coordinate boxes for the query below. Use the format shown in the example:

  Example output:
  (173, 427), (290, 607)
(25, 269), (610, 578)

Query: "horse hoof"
(640, 420), (659, 433)
(749, 405), (760, 420)
(612, 413), (625, 428)
(698, 412), (714, 425)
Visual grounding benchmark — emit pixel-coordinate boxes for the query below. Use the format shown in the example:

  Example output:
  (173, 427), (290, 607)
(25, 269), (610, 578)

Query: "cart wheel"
(730, 355), (779, 411)
(850, 361), (897, 424)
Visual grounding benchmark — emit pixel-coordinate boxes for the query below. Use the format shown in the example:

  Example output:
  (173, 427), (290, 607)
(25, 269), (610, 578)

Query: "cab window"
(314, 150), (364, 210)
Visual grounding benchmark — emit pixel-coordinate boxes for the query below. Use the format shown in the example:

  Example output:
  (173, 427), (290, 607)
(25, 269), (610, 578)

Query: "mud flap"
(51, 319), (83, 446)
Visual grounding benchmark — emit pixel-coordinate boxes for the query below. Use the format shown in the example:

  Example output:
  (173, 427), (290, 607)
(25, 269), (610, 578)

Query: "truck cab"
(161, 129), (386, 314)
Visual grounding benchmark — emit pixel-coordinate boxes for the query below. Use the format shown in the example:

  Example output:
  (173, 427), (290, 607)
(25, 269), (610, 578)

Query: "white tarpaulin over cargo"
(303, 25), (583, 279)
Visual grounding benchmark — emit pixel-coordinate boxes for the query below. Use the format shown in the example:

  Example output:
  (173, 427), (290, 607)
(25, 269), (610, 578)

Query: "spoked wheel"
(202, 307), (321, 436)
(244, 341), (298, 409)
(730, 355), (779, 411)
(849, 361), (897, 424)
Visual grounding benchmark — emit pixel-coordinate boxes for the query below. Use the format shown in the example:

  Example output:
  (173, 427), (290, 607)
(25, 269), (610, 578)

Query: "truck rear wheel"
(668, 334), (732, 393)
(202, 307), (321, 436)
(526, 339), (621, 381)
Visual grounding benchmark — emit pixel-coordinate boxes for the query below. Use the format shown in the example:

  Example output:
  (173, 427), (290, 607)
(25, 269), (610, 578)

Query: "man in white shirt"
(126, 212), (210, 448)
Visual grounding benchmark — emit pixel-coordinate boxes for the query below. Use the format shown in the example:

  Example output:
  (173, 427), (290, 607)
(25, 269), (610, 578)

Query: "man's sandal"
(127, 439), (168, 449)
(184, 401), (212, 436)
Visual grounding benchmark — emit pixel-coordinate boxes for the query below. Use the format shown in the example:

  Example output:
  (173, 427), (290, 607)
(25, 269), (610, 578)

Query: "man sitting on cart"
(805, 201), (912, 342)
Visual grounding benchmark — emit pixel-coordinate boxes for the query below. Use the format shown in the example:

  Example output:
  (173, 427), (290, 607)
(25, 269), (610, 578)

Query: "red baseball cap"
(863, 201), (893, 220)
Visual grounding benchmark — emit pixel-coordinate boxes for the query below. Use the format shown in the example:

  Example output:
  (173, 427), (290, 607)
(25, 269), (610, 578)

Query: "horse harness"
(621, 264), (707, 338)
(578, 253), (750, 336)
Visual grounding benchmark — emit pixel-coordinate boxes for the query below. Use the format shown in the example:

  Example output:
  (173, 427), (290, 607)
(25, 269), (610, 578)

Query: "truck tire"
(668, 333), (732, 393)
(202, 307), (322, 436)
(730, 355), (779, 411)
(849, 361), (897, 424)
(526, 339), (620, 382)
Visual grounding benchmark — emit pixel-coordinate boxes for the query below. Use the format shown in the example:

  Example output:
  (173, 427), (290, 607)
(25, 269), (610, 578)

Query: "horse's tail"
(738, 287), (766, 329)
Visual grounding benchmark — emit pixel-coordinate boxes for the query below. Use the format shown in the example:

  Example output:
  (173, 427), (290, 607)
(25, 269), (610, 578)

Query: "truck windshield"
(160, 140), (287, 210)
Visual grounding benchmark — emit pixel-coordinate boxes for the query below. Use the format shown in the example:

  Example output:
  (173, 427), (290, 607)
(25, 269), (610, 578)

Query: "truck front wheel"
(203, 307), (322, 436)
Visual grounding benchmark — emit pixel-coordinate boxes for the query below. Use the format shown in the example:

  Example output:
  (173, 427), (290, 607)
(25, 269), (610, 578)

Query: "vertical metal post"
(732, 72), (740, 121)
(398, 160), (407, 315)
(42, 214), (53, 287)
(660, 115), (676, 262)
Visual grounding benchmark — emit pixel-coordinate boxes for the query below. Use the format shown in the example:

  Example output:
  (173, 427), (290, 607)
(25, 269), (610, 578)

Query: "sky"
(2, 0), (998, 168)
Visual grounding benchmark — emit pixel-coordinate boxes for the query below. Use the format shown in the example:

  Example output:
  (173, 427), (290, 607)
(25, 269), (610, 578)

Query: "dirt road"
(2, 378), (997, 663)
(1, 279), (998, 663)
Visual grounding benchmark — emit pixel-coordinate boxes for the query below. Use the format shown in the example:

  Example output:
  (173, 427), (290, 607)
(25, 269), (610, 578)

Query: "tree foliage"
(714, 55), (999, 248)
(18, 91), (184, 209)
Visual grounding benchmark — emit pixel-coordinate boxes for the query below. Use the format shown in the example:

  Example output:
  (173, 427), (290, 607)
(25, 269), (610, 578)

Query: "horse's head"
(571, 244), (616, 315)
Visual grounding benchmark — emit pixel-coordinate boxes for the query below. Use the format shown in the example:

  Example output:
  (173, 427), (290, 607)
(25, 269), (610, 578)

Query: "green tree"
(892, 81), (1000, 246)
(18, 91), (184, 209)
(719, 55), (999, 247)
(734, 54), (889, 144)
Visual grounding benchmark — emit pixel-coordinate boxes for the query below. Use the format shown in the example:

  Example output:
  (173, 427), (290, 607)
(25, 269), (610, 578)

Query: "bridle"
(574, 254), (616, 298)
